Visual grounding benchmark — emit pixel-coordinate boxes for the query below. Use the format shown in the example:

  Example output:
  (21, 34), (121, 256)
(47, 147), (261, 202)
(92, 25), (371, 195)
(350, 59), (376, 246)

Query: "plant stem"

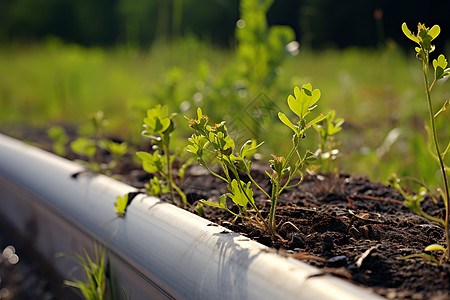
(422, 56), (450, 259)
(268, 179), (280, 230)
(164, 137), (176, 205)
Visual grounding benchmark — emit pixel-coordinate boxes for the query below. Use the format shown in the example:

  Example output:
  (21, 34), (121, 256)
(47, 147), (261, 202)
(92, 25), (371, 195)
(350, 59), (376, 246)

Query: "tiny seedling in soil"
(61, 245), (107, 300)
(312, 109), (344, 172)
(399, 22), (450, 263)
(137, 104), (187, 207)
(47, 125), (69, 157)
(188, 84), (330, 235)
(49, 111), (128, 176)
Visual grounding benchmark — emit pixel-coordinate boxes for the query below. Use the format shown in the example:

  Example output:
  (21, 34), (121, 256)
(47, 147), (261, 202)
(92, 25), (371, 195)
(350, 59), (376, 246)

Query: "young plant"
(390, 174), (445, 228)
(312, 109), (345, 172)
(137, 105), (187, 207)
(402, 22), (450, 261)
(188, 84), (328, 233)
(47, 125), (69, 157)
(70, 111), (128, 176)
(114, 194), (129, 218)
(63, 245), (107, 300)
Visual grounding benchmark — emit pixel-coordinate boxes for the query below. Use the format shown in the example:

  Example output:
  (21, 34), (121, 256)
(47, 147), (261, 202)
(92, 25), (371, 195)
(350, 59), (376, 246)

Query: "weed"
(61, 244), (132, 300)
(312, 109), (345, 172)
(188, 84), (329, 234)
(400, 22), (450, 262)
(114, 194), (129, 218)
(47, 125), (69, 157)
(137, 105), (187, 207)
(48, 112), (128, 176)
(68, 111), (128, 175)
(62, 245), (107, 300)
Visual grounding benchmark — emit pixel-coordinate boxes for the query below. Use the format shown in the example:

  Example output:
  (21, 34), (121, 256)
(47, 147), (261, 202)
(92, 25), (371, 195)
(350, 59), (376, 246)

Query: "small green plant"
(61, 244), (132, 300)
(70, 111), (128, 175)
(401, 22), (450, 262)
(63, 245), (107, 300)
(390, 174), (445, 228)
(137, 105), (187, 207)
(188, 84), (328, 234)
(312, 109), (345, 172)
(47, 125), (69, 156)
(114, 194), (129, 218)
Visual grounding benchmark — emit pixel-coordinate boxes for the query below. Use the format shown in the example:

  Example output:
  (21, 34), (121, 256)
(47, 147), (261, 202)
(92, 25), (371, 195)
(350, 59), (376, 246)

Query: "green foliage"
(188, 84), (332, 233)
(402, 22), (450, 262)
(236, 0), (296, 88)
(47, 125), (69, 156)
(313, 110), (345, 172)
(63, 246), (107, 300)
(389, 175), (445, 228)
(137, 105), (187, 207)
(114, 194), (129, 218)
(70, 111), (128, 175)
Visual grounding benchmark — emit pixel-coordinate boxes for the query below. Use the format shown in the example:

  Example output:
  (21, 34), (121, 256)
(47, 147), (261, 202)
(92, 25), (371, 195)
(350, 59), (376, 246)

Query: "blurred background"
(0, 0), (449, 187)
(1, 0), (450, 48)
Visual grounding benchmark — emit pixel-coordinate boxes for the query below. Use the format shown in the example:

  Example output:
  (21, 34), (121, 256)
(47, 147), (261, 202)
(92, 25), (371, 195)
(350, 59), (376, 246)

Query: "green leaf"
(201, 194), (228, 210)
(278, 112), (297, 133)
(100, 140), (128, 157)
(227, 179), (253, 207)
(402, 23), (420, 44)
(401, 253), (440, 265)
(433, 54), (450, 80)
(424, 244), (446, 252)
(143, 105), (173, 135)
(305, 112), (329, 128)
(71, 137), (96, 158)
(137, 151), (164, 173)
(114, 194), (128, 217)
(428, 25), (441, 41)
(239, 139), (263, 159)
(47, 126), (68, 156)
(287, 84), (321, 119)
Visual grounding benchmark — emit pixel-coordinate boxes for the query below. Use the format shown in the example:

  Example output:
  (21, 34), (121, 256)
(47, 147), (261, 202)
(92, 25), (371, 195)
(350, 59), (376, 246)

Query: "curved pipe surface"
(0, 133), (384, 300)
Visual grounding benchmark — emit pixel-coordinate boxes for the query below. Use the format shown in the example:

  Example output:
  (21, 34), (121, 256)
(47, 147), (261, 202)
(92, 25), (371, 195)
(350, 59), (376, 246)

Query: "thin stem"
(422, 56), (450, 259)
(246, 172), (271, 199)
(164, 137), (175, 205)
(268, 178), (280, 230)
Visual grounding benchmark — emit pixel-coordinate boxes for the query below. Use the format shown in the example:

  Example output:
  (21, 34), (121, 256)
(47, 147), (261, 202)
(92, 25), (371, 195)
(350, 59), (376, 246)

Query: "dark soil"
(2, 125), (450, 300)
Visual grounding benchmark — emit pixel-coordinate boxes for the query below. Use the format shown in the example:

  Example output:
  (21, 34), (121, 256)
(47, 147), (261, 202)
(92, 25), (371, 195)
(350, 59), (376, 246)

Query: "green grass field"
(0, 38), (448, 187)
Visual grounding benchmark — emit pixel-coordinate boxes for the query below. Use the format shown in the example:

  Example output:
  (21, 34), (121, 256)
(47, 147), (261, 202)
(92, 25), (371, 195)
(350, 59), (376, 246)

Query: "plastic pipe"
(0, 133), (384, 300)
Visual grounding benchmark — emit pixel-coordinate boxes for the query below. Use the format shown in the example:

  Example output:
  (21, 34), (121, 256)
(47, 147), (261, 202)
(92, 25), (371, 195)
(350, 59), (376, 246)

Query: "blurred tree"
(1, 0), (450, 49)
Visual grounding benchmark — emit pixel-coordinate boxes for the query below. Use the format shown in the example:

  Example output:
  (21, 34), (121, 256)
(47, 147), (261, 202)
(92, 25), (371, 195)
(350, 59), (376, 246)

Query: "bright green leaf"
(306, 112), (329, 128)
(428, 25), (441, 41)
(278, 112), (297, 133)
(402, 23), (420, 44)
(425, 244), (446, 252)
(71, 137), (96, 158)
(114, 194), (128, 217)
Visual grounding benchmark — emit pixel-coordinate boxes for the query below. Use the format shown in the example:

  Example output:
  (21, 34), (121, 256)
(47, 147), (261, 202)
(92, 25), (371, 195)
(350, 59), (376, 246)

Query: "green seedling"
(70, 111), (128, 175)
(61, 244), (131, 300)
(402, 22), (450, 261)
(62, 245), (107, 300)
(401, 244), (447, 266)
(312, 109), (345, 172)
(114, 194), (129, 218)
(188, 84), (329, 233)
(47, 125), (69, 156)
(137, 105), (187, 207)
(390, 174), (445, 228)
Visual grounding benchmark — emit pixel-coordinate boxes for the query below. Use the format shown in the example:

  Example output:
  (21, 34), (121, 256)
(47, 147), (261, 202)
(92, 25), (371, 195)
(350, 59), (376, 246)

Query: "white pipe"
(0, 133), (384, 300)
